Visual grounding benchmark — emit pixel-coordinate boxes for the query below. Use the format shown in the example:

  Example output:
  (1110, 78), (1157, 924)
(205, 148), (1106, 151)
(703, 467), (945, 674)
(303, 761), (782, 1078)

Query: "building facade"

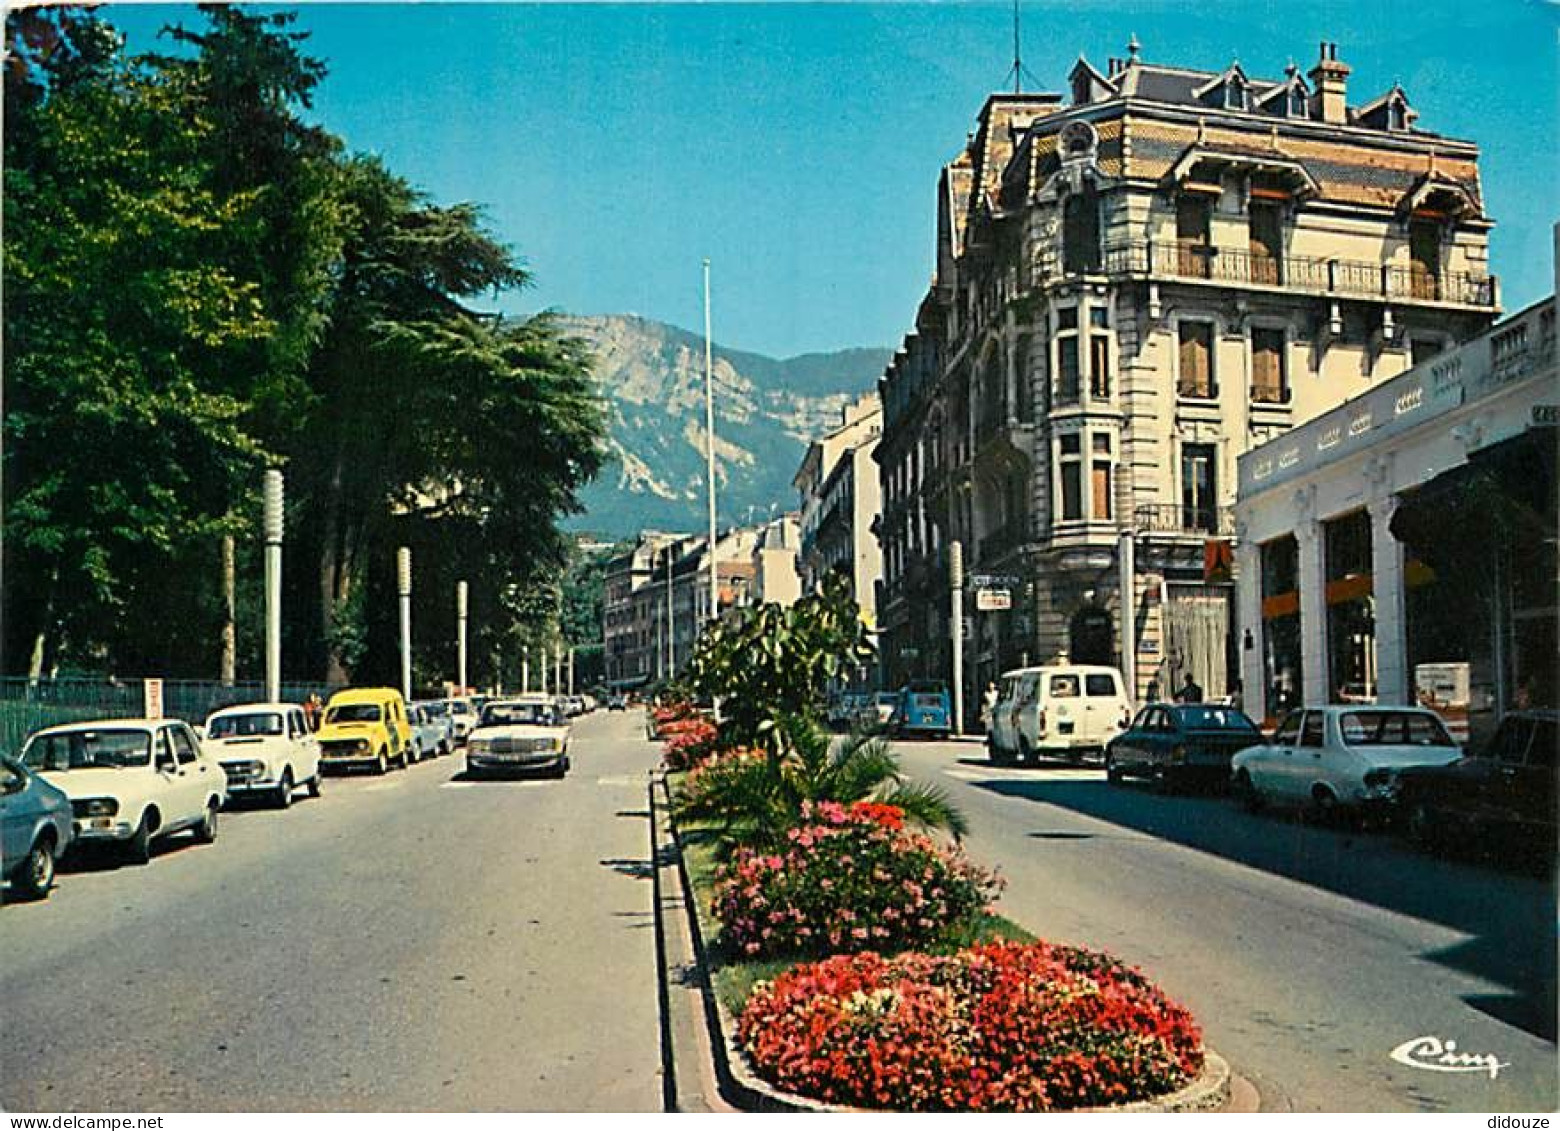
(602, 531), (688, 687)
(794, 395), (885, 627)
(876, 40), (1499, 722)
(1236, 294), (1555, 745)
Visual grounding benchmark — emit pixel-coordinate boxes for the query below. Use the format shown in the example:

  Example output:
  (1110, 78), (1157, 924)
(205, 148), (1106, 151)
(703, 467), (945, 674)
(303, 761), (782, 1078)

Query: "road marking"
(596, 775), (643, 787)
(363, 782), (405, 792)
(943, 768), (990, 781)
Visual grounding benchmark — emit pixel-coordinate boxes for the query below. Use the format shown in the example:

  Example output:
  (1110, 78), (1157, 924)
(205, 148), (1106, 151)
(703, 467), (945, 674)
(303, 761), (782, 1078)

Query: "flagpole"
(703, 258), (718, 628)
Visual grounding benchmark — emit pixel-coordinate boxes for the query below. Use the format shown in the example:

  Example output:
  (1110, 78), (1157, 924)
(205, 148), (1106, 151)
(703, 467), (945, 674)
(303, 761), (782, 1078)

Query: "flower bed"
(711, 800), (1001, 959)
(737, 943), (1204, 1112)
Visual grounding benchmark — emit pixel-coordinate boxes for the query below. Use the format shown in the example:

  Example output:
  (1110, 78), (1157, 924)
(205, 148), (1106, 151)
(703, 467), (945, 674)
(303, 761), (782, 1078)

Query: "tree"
(685, 573), (875, 752)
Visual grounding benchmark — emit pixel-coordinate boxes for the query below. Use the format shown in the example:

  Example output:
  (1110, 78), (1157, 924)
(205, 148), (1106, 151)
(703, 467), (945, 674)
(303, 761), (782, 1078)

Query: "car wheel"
(13, 835), (56, 900)
(1018, 737), (1034, 765)
(193, 800), (219, 844)
(396, 748), (409, 770)
(1307, 785), (1340, 825)
(126, 812), (155, 865)
(274, 768), (294, 809)
(989, 738), (1013, 766)
(1234, 770), (1264, 813)
(307, 773), (322, 799)
(1105, 753), (1123, 785)
(375, 750), (388, 775)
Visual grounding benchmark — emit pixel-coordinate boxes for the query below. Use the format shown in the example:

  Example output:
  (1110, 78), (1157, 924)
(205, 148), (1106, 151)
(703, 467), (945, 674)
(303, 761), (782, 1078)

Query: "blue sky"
(107, 1), (1558, 358)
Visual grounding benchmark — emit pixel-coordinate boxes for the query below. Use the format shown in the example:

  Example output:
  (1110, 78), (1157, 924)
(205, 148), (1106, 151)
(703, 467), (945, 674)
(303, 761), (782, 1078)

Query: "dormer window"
(1388, 101), (1407, 131)
(1072, 72), (1092, 106)
(1224, 81), (1247, 111)
(1288, 88), (1307, 118)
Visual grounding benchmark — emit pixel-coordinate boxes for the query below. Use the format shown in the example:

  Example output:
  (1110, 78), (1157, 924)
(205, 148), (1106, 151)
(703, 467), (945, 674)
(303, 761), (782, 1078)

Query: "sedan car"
(1232, 705), (1462, 821)
(21, 719), (226, 864)
(1393, 709), (1557, 855)
(1105, 704), (1264, 790)
(204, 702), (322, 807)
(1, 754), (74, 901)
(465, 696), (571, 777)
(408, 702), (451, 761)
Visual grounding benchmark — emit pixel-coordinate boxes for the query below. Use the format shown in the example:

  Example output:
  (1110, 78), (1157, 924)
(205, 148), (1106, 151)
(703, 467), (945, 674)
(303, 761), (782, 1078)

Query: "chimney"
(1308, 41), (1351, 124)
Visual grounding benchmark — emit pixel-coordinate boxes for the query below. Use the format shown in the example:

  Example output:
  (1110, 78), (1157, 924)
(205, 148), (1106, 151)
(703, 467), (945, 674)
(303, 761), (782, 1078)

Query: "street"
(0, 711), (662, 1113)
(892, 739), (1558, 1113)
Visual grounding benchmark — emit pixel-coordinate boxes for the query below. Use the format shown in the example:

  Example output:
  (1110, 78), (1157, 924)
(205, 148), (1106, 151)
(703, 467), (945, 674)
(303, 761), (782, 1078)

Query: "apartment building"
(877, 39), (1499, 716)
(793, 395), (885, 628)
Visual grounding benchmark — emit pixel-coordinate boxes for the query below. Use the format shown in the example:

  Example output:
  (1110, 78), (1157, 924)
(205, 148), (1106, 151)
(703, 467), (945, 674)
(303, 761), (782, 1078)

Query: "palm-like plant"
(673, 713), (967, 852)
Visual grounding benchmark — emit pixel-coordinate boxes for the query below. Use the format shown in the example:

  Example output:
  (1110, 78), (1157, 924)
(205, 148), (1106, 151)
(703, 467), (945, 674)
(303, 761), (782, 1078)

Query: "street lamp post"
(456, 580), (469, 695)
(703, 259), (719, 631)
(262, 470), (284, 705)
(949, 539), (964, 738)
(522, 650), (531, 694)
(397, 547), (413, 703)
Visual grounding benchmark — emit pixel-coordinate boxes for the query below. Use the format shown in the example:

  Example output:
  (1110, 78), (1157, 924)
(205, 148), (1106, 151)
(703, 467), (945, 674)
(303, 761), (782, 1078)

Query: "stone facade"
(876, 41), (1499, 722)
(794, 395), (884, 627)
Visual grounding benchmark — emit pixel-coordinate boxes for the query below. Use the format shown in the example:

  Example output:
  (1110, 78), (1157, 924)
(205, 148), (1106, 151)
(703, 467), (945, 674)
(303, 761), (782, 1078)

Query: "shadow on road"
(977, 776), (1558, 1042)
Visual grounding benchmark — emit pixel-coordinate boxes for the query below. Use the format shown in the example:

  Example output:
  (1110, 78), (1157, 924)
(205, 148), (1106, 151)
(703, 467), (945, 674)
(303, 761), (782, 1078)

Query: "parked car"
(317, 688), (413, 774)
(203, 702), (322, 807)
(607, 694), (628, 712)
(446, 698), (479, 745)
(465, 695), (571, 777)
(988, 664), (1132, 764)
(20, 718), (226, 864)
(406, 702), (450, 761)
(1232, 705), (1463, 820)
(827, 691), (869, 730)
(1392, 709), (1558, 854)
(892, 682), (952, 739)
(1105, 703), (1264, 789)
(412, 700), (457, 758)
(1, 754), (74, 900)
(861, 692), (901, 730)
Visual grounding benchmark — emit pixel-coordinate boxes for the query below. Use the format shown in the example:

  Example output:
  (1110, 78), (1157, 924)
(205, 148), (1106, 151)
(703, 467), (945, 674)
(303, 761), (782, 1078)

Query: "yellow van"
(317, 688), (413, 774)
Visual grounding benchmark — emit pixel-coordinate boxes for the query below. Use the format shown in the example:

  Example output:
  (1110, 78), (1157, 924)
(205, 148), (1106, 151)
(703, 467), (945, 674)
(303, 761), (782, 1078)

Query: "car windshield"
(914, 694), (944, 708)
(23, 729), (151, 770)
(207, 712), (284, 739)
(421, 703), (449, 718)
(1340, 711), (1454, 747)
(481, 703), (557, 727)
(450, 702), (475, 716)
(876, 694), (900, 706)
(325, 704), (381, 724)
(1173, 706), (1260, 733)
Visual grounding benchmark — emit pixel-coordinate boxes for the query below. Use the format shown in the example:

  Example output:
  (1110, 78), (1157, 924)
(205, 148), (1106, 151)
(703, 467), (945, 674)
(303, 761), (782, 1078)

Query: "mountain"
(560, 315), (891, 537)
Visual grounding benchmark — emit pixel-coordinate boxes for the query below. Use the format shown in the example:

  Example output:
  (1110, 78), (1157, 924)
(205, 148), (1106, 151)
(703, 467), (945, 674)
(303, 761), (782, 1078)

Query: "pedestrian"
(1145, 677), (1161, 703)
(981, 681), (999, 730)
(1229, 679), (1244, 712)
(304, 693), (322, 731)
(1174, 672), (1203, 703)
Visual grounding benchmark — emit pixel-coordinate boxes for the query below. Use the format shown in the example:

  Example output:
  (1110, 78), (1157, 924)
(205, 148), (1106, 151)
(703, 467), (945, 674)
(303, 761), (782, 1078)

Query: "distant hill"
(560, 314), (890, 536)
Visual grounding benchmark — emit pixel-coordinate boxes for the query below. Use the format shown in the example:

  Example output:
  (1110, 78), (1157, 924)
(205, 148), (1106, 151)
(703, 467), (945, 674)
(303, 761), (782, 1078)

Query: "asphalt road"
(0, 710), (663, 1113)
(892, 739), (1558, 1112)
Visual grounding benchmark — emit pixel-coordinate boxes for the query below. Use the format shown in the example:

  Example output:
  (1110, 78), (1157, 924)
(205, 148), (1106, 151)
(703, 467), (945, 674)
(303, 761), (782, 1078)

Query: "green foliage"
(673, 718), (966, 852)
(2, 6), (609, 684)
(685, 572), (875, 752)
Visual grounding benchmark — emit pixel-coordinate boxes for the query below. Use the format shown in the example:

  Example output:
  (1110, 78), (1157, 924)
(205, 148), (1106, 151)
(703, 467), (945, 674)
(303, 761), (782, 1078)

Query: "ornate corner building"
(876, 40), (1499, 711)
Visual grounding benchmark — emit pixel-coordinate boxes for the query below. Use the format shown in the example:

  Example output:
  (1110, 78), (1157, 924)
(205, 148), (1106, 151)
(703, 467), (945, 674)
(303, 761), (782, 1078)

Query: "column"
(1296, 519), (1327, 707)
(1234, 534), (1264, 720)
(1370, 494), (1407, 705)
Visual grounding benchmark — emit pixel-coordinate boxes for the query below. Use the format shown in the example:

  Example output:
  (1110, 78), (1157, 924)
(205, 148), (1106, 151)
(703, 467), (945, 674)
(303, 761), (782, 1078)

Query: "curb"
(656, 774), (1255, 1114)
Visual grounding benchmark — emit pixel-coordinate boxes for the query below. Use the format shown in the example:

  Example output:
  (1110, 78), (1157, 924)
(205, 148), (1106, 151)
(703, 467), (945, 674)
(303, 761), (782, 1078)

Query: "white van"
(988, 664), (1132, 764)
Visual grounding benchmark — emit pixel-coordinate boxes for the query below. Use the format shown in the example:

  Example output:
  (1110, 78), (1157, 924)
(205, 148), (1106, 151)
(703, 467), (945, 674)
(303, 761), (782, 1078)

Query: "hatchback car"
(1106, 703), (1264, 789)
(1393, 709), (1557, 854)
(1, 754), (74, 900)
(204, 702), (322, 807)
(21, 719), (226, 864)
(1232, 705), (1462, 820)
(892, 682), (951, 739)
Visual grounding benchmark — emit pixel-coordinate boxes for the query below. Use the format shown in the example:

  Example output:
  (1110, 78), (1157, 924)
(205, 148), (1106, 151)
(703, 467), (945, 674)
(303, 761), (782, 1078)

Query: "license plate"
(92, 817), (112, 829)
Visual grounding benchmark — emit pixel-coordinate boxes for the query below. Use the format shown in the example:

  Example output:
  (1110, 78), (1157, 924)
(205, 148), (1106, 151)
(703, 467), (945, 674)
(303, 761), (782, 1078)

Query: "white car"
(1232, 705), (1463, 819)
(988, 664), (1132, 764)
(465, 695), (571, 777)
(446, 698), (479, 745)
(21, 718), (227, 864)
(203, 702), (322, 808)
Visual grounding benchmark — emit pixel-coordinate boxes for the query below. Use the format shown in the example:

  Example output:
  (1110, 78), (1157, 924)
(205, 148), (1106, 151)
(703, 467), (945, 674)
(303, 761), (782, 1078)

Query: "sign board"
(143, 678), (164, 720)
(970, 573), (1022, 589)
(1534, 404), (1559, 426)
(975, 587), (1012, 611)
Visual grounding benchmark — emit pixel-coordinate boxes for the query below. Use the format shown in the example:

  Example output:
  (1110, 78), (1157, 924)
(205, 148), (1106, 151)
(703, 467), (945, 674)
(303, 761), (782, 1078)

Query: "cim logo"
(1390, 1036), (1509, 1080)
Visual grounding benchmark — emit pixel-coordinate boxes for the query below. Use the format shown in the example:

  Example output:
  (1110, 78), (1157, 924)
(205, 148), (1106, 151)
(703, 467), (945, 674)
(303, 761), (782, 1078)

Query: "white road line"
(596, 775), (643, 787)
(363, 782), (405, 792)
(439, 779), (548, 789)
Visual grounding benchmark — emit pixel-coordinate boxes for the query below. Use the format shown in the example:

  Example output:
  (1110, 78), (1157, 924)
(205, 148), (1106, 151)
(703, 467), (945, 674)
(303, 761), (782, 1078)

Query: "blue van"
(893, 681), (952, 739)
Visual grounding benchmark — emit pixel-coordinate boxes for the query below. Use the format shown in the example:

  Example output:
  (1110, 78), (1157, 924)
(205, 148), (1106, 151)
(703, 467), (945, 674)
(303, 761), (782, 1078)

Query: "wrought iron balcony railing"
(1133, 503), (1237, 537)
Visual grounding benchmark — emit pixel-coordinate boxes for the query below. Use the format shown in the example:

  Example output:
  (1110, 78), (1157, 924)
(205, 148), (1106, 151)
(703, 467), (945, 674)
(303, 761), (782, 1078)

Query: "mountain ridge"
(559, 314), (891, 537)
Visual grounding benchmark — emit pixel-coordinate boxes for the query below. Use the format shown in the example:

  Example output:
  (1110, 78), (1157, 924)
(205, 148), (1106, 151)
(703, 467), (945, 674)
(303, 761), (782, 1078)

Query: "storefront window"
(1325, 510), (1375, 703)
(1260, 536), (1302, 719)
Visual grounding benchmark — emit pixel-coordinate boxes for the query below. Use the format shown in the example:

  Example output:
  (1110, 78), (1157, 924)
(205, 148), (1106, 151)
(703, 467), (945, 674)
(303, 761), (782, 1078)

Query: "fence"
(0, 678), (345, 753)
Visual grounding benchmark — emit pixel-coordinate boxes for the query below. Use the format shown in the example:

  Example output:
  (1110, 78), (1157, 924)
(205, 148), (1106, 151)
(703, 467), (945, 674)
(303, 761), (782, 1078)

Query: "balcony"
(1134, 503), (1236, 538)
(1034, 240), (1498, 309)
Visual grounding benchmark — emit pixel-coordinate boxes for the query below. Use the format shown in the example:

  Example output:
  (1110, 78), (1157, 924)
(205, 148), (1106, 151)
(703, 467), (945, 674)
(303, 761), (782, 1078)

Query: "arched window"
(1062, 188), (1101, 274)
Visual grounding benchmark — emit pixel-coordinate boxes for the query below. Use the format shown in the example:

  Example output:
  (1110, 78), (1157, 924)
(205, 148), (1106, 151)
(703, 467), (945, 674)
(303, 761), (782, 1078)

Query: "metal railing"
(1133, 503), (1237, 537)
(0, 678), (346, 752)
(1051, 240), (1502, 307)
